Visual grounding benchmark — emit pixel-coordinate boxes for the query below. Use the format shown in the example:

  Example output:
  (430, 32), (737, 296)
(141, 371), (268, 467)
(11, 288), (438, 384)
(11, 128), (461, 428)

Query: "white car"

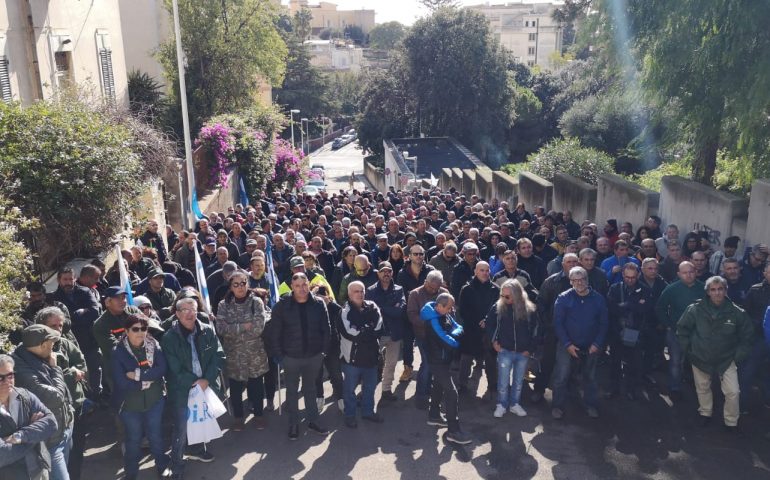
(307, 179), (326, 191)
(302, 185), (320, 196)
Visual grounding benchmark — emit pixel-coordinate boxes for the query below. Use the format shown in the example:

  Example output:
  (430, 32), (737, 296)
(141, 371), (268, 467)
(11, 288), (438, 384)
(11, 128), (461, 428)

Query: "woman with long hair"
(486, 279), (537, 418)
(331, 246), (358, 295)
(216, 271), (270, 431)
(388, 243), (406, 279)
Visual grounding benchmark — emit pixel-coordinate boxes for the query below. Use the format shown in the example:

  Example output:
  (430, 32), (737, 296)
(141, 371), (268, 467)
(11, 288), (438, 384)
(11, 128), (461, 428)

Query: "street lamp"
(301, 118), (309, 155)
(290, 109), (300, 150)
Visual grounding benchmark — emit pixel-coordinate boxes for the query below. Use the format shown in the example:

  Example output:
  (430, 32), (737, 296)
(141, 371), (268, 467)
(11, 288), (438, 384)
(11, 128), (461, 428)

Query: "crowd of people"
(2, 185), (769, 479)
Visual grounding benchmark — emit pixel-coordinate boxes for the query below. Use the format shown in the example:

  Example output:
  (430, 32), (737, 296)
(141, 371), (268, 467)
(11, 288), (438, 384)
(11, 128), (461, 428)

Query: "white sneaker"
(493, 404), (506, 418)
(509, 404), (527, 417)
(316, 397), (324, 412)
(337, 399), (344, 412)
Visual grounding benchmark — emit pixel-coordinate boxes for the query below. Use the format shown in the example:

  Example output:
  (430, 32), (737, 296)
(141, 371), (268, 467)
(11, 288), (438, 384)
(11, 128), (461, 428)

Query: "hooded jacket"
(337, 300), (383, 368)
(421, 302), (463, 365)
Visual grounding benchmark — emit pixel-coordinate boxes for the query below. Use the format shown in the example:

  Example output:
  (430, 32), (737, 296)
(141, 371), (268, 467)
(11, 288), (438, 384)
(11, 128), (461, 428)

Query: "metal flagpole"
(277, 364), (282, 416)
(172, 0), (196, 230)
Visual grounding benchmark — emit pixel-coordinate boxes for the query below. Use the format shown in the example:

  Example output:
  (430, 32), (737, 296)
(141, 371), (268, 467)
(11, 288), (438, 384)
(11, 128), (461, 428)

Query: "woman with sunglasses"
(111, 314), (171, 479)
(216, 271), (270, 431)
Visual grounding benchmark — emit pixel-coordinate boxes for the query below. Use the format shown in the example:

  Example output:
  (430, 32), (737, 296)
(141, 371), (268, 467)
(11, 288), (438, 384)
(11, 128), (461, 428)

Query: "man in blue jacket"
(551, 266), (609, 420)
(600, 240), (640, 285)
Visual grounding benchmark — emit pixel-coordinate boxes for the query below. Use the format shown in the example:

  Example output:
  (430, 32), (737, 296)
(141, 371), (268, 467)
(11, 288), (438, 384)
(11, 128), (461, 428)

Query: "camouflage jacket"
(216, 294), (269, 381)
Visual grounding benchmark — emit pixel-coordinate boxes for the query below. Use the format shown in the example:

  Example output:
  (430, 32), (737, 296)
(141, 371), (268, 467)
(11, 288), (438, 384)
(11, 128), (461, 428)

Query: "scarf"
(121, 333), (158, 369)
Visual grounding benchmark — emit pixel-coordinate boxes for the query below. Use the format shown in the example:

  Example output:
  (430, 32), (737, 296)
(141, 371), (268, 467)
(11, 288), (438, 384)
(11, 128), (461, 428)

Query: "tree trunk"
(694, 139), (719, 186)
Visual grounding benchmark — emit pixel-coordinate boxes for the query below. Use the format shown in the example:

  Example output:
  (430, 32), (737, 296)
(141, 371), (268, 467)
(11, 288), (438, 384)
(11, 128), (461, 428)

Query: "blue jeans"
(119, 398), (169, 478)
(551, 347), (599, 410)
(341, 363), (377, 417)
(415, 339), (432, 398)
(497, 350), (529, 407)
(666, 328), (683, 392)
(738, 339), (770, 410)
(170, 405), (207, 475)
(48, 426), (73, 480)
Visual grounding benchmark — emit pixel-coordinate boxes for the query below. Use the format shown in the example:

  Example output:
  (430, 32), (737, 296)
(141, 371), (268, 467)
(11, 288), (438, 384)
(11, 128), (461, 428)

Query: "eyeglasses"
(0, 372), (14, 383)
(138, 304), (152, 311)
(231, 281), (248, 288)
(570, 277), (587, 283)
(129, 326), (149, 333)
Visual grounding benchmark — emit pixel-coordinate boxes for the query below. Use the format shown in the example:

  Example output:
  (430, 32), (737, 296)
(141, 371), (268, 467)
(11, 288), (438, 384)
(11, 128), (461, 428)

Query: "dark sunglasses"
(0, 372), (14, 382)
(129, 326), (148, 333)
(138, 304), (152, 311)
(231, 281), (248, 288)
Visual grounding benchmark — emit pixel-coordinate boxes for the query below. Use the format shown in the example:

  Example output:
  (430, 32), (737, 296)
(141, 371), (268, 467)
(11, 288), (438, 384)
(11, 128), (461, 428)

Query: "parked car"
(331, 138), (344, 150)
(310, 167), (325, 180)
(302, 185), (320, 196)
(307, 179), (326, 191)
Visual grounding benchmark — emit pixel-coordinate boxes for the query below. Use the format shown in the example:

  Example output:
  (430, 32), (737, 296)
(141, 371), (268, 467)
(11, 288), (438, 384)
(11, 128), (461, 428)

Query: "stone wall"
(743, 179), (770, 247)
(552, 173), (597, 224)
(441, 168), (452, 191)
(475, 168), (494, 201)
(451, 168), (464, 192)
(659, 176), (748, 248)
(595, 173), (659, 231)
(518, 171), (553, 211)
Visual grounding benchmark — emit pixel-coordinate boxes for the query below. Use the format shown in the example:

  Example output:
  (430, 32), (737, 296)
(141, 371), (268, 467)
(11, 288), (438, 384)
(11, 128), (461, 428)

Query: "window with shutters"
(0, 56), (11, 102)
(95, 30), (115, 102)
(528, 46), (536, 55)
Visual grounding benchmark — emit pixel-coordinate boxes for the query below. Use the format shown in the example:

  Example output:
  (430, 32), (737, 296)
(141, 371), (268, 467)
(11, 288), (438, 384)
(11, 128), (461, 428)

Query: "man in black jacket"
(338, 281), (384, 428)
(50, 267), (103, 401)
(531, 253), (579, 403)
(139, 219), (168, 264)
(265, 273), (331, 440)
(738, 262), (770, 413)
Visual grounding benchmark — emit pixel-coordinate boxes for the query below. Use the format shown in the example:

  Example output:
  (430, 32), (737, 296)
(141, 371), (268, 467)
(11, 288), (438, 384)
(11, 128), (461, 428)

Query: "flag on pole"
(191, 187), (204, 221)
(239, 177), (250, 208)
(194, 245), (212, 314)
(115, 245), (134, 306)
(264, 235), (281, 308)
(429, 173), (439, 187)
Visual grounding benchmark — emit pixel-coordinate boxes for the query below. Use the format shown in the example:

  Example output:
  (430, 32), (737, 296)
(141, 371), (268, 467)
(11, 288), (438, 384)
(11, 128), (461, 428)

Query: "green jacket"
(677, 298), (754, 375)
(655, 280), (705, 328)
(55, 337), (87, 410)
(92, 306), (142, 388)
(160, 320), (225, 408)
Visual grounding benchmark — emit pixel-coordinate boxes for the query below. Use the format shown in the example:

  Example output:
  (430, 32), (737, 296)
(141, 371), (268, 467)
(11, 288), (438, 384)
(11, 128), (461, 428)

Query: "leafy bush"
(625, 157), (692, 192)
(0, 197), (35, 351)
(198, 104), (285, 199)
(525, 137), (615, 185)
(271, 139), (306, 192)
(0, 98), (170, 270)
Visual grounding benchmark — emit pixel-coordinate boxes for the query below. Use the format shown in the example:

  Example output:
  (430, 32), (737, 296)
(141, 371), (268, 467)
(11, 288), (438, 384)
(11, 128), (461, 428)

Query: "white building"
(1, 0), (129, 106)
(305, 40), (364, 72)
(467, 2), (564, 70)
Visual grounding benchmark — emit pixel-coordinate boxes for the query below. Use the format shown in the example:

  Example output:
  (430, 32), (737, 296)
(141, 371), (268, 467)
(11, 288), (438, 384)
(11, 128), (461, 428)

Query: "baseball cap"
(22, 324), (60, 347)
(105, 286), (128, 297)
(378, 261), (393, 271)
(290, 257), (305, 269)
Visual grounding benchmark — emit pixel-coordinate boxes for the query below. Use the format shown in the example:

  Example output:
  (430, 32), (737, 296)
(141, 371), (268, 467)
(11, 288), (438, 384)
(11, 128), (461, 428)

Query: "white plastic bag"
(186, 385), (224, 445)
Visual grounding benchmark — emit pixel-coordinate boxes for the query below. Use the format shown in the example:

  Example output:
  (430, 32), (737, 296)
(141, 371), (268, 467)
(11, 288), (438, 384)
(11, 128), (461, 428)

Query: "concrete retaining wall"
(476, 168), (494, 201)
(518, 171), (553, 211)
(451, 168), (464, 192)
(441, 168), (452, 192)
(595, 173), (659, 231)
(492, 171), (518, 205)
(659, 176), (748, 248)
(744, 179), (770, 247)
(462, 169), (476, 197)
(552, 173), (597, 224)
(364, 160), (387, 193)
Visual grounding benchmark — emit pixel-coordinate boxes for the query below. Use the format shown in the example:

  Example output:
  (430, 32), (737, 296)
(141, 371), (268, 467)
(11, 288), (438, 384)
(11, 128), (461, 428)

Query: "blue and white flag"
(239, 177), (250, 208)
(264, 235), (280, 308)
(194, 245), (212, 314)
(191, 187), (204, 221)
(115, 245), (134, 306)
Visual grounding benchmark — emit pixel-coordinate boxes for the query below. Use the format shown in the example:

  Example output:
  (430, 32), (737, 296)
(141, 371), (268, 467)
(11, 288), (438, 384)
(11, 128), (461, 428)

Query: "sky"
(283, 1), (550, 26)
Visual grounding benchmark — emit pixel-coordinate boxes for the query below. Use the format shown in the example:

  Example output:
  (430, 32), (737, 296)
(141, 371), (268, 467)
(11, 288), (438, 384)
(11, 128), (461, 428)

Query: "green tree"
(293, 7), (313, 41)
(627, 0), (770, 184)
(344, 25), (366, 45)
(369, 22), (407, 50)
(403, 8), (515, 166)
(157, 0), (287, 134)
(327, 72), (363, 117)
(273, 34), (331, 122)
(523, 137), (615, 186)
(420, 0), (459, 10)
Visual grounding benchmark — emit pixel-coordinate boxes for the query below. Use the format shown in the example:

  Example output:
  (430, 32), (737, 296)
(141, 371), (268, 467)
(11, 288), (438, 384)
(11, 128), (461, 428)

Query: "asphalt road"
(82, 353), (770, 480)
(307, 141), (372, 193)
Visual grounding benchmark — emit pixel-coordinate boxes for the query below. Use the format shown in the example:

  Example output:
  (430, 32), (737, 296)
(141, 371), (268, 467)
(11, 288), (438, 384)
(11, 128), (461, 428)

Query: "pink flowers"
(272, 138), (306, 190)
(195, 123), (236, 188)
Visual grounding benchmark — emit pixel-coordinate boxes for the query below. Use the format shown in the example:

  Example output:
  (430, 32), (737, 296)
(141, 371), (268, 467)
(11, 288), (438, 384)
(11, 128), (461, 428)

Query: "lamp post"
(301, 118), (309, 155)
(290, 109), (300, 150)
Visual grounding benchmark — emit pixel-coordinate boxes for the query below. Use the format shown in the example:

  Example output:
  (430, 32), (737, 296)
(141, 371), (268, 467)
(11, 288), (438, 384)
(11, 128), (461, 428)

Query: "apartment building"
(289, 0), (376, 36)
(1, 0), (129, 106)
(468, 2), (564, 70)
